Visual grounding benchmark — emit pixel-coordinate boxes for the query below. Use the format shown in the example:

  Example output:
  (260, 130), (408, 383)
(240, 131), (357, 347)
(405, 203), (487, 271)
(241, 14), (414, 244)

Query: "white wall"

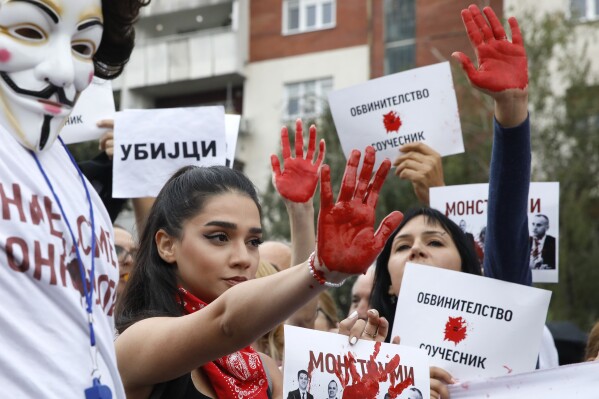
(239, 45), (370, 192)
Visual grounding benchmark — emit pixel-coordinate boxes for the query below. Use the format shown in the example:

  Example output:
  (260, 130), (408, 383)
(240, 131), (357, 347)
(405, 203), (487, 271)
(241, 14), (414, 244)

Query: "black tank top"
(149, 373), (273, 399)
(149, 374), (212, 399)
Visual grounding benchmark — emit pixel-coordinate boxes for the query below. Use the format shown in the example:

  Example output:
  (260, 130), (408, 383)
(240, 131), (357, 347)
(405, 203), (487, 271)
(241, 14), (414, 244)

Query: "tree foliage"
(522, 10), (599, 330)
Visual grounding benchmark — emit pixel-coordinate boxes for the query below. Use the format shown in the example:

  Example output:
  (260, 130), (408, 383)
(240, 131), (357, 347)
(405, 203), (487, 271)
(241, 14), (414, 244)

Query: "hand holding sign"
(338, 308), (389, 344)
(98, 119), (114, 160)
(316, 146), (403, 277)
(271, 119), (325, 203)
(393, 142), (445, 206)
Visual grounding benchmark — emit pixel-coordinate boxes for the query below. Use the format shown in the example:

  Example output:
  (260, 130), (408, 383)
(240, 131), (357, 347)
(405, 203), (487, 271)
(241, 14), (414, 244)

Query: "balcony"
(114, 27), (245, 96)
(140, 0), (235, 17)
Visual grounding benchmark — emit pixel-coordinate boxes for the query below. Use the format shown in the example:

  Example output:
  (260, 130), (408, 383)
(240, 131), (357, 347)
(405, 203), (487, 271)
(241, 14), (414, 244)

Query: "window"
(283, 0), (336, 35)
(571, 0), (599, 20)
(284, 78), (333, 120)
(384, 0), (416, 74)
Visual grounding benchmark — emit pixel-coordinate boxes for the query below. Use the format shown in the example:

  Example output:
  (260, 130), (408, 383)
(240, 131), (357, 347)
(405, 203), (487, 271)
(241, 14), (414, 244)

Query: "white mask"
(0, 0), (103, 152)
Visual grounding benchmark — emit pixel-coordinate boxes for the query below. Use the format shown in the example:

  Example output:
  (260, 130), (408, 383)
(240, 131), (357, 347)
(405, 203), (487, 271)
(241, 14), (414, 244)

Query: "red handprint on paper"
(316, 146), (403, 275)
(452, 5), (528, 92)
(271, 119), (325, 203)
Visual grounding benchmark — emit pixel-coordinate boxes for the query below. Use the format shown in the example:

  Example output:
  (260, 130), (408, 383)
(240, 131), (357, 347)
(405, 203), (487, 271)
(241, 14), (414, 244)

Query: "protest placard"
(449, 361), (599, 398)
(112, 106), (226, 198)
(60, 77), (115, 144)
(429, 182), (560, 283)
(284, 325), (430, 399)
(225, 114), (240, 168)
(392, 264), (551, 380)
(327, 62), (463, 168)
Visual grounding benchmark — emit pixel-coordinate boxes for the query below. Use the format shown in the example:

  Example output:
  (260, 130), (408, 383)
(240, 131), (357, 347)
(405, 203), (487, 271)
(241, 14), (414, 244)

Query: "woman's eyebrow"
(203, 221), (262, 234)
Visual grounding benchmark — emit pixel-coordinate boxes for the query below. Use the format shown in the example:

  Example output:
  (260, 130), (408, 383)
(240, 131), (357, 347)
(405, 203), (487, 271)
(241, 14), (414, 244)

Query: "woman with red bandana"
(115, 126), (403, 398)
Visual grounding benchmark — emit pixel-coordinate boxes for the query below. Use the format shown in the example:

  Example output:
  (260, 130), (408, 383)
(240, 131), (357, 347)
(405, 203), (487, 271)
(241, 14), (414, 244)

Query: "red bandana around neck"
(177, 287), (269, 399)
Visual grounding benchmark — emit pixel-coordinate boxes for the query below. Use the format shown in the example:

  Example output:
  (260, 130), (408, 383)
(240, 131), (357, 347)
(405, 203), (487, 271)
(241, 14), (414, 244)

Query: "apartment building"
(115, 0), (509, 192)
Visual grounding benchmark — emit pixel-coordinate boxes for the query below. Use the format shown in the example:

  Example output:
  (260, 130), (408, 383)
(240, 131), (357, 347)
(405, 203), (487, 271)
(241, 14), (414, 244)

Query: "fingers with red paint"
(271, 119), (325, 203)
(452, 5), (529, 127)
(430, 366), (455, 399)
(315, 147), (403, 277)
(451, 5), (527, 93)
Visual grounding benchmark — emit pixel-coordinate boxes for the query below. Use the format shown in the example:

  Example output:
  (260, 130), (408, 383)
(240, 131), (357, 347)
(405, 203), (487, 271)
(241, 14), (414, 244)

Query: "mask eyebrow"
(10, 0), (60, 24)
(78, 19), (103, 31)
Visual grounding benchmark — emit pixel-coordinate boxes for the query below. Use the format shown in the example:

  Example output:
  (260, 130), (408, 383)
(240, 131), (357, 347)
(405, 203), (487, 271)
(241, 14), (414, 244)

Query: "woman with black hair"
(115, 142), (403, 399)
(368, 5), (532, 398)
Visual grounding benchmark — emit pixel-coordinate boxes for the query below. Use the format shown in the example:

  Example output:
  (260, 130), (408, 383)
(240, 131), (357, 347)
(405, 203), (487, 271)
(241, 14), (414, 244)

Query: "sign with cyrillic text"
(392, 264), (551, 380)
(284, 325), (430, 399)
(429, 182), (560, 283)
(225, 114), (240, 168)
(449, 361), (599, 398)
(60, 78), (115, 144)
(327, 62), (464, 168)
(112, 106), (226, 198)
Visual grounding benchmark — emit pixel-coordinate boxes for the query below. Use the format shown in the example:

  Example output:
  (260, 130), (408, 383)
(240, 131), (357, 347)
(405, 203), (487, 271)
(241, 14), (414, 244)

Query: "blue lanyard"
(30, 137), (100, 378)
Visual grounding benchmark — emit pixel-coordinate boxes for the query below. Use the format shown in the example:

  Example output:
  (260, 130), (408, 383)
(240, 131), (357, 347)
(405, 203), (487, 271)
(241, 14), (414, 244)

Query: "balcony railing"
(140, 0), (234, 17)
(115, 27), (243, 90)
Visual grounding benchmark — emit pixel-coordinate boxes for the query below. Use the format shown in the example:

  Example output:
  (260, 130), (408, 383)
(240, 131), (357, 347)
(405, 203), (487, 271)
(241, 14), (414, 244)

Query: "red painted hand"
(452, 5), (528, 92)
(271, 119), (325, 203)
(317, 146), (403, 275)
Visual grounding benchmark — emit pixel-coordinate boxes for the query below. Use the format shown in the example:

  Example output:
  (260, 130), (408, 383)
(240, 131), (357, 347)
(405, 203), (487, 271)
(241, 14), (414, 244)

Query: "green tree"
(522, 10), (599, 330)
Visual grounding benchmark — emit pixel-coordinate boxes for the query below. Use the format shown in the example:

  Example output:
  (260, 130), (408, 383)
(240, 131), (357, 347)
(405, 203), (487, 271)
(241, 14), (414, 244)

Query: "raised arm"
(452, 5), (531, 285)
(271, 118), (324, 266)
(271, 119), (324, 327)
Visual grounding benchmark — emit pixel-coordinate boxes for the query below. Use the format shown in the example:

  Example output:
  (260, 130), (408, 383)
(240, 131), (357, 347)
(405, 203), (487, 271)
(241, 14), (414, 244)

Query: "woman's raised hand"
(316, 146), (403, 276)
(452, 5), (527, 94)
(271, 119), (325, 203)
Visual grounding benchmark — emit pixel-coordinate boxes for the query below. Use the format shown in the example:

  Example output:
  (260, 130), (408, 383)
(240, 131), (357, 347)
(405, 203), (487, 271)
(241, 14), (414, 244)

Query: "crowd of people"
(0, 0), (596, 398)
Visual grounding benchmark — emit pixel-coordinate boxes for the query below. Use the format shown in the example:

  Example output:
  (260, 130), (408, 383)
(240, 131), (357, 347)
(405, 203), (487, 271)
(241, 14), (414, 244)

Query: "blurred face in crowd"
(387, 216), (461, 296)
(348, 268), (374, 319)
(0, 0), (102, 151)
(115, 227), (136, 298)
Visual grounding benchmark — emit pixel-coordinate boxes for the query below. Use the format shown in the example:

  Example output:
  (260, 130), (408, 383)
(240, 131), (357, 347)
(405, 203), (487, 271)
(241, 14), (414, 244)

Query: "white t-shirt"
(0, 127), (125, 398)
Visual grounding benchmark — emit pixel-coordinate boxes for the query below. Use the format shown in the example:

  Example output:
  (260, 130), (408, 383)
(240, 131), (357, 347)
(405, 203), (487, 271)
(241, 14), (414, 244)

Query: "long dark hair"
(116, 165), (262, 334)
(370, 207), (481, 341)
(94, 0), (151, 80)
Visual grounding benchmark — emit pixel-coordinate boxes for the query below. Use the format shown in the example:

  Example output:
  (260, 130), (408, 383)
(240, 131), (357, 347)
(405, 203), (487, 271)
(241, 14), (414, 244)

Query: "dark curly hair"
(93, 0), (151, 80)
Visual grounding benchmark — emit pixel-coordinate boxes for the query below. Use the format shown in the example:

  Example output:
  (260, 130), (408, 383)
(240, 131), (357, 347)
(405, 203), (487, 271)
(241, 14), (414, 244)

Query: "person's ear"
(155, 229), (177, 263)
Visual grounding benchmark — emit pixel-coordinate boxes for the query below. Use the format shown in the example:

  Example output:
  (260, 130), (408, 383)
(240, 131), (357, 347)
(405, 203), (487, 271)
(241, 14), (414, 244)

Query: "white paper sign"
(113, 106), (226, 198)
(449, 361), (599, 398)
(392, 264), (551, 380)
(429, 182), (560, 283)
(284, 325), (430, 399)
(60, 78), (115, 144)
(225, 114), (241, 168)
(327, 62), (464, 168)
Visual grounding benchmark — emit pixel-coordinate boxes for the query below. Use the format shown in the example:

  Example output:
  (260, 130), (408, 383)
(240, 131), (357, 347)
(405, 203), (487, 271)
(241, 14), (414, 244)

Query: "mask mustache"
(0, 72), (75, 107)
